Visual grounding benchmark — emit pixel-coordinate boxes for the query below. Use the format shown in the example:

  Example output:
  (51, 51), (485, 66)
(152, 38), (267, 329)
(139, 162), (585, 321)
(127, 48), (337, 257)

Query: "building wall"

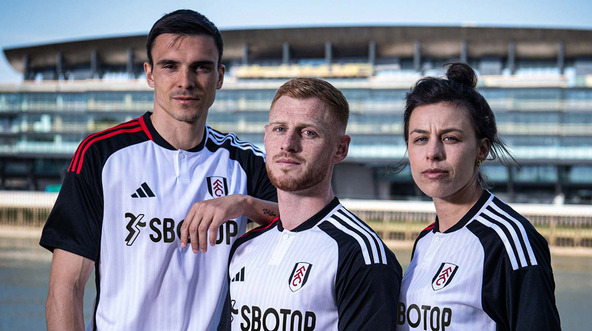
(2, 26), (592, 203)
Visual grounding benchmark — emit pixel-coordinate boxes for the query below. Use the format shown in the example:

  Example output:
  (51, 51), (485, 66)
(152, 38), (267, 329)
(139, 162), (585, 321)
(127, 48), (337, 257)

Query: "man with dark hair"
(223, 78), (402, 330)
(145, 9), (223, 68)
(40, 9), (277, 330)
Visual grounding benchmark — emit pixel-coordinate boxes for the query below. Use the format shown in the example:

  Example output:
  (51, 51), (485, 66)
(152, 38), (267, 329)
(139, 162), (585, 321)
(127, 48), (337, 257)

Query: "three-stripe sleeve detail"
(324, 205), (388, 266)
(68, 120), (142, 174)
(474, 200), (538, 270)
(207, 126), (266, 159)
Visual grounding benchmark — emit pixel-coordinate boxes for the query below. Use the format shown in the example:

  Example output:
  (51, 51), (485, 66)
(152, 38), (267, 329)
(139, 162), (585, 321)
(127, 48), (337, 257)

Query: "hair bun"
(446, 62), (477, 89)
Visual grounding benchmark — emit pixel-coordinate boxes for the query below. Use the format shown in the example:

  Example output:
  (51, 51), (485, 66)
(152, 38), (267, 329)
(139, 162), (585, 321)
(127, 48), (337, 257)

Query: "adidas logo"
(231, 267), (245, 282)
(131, 182), (156, 198)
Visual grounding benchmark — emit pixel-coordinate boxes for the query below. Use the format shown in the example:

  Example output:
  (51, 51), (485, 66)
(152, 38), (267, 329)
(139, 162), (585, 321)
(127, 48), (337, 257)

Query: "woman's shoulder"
(468, 193), (552, 270)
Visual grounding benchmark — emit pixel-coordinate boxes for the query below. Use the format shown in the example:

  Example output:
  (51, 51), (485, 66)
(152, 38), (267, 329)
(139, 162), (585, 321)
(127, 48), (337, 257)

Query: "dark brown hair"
(146, 9), (223, 67)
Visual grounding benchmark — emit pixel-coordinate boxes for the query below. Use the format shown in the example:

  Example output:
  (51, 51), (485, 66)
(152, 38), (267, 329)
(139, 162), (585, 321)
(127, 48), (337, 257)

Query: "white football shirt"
(224, 198), (402, 331)
(40, 112), (276, 331)
(397, 190), (560, 330)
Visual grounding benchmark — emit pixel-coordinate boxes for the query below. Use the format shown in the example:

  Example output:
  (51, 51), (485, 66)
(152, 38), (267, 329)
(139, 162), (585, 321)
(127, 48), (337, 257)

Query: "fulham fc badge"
(432, 262), (458, 291)
(207, 176), (228, 198)
(289, 262), (312, 292)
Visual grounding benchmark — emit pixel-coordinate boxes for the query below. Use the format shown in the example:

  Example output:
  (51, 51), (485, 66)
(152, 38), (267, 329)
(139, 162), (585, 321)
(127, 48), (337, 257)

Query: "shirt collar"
(434, 190), (492, 233)
(141, 112), (207, 152)
(277, 197), (341, 232)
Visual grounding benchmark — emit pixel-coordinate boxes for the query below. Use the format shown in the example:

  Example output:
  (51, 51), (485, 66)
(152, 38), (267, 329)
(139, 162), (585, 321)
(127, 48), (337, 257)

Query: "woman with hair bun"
(396, 63), (560, 330)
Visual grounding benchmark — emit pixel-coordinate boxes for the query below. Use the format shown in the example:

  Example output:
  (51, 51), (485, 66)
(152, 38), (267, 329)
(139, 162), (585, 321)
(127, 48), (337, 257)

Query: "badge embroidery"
(432, 262), (458, 291)
(207, 176), (228, 198)
(289, 262), (312, 292)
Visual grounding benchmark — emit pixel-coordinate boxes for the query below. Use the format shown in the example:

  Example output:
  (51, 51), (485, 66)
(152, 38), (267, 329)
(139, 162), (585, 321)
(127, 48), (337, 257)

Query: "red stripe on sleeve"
(69, 120), (140, 173)
(74, 126), (143, 174)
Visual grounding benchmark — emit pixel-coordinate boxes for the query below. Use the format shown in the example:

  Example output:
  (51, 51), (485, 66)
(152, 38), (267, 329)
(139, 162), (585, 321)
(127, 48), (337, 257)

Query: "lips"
(422, 168), (449, 179)
(275, 158), (300, 166)
(172, 95), (200, 103)
(273, 154), (303, 167)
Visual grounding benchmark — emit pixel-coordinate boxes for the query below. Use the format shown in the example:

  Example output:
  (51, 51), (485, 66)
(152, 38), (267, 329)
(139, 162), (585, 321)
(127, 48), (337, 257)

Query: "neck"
(433, 183), (483, 232)
(277, 180), (335, 231)
(150, 112), (206, 150)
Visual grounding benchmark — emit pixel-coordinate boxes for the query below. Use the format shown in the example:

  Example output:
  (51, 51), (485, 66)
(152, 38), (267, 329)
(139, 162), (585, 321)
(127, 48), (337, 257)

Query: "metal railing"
(1, 192), (591, 249)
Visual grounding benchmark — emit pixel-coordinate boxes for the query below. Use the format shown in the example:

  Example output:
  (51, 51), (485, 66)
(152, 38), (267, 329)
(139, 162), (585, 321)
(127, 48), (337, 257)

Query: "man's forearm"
(46, 249), (93, 331)
(46, 286), (85, 331)
(241, 196), (279, 225)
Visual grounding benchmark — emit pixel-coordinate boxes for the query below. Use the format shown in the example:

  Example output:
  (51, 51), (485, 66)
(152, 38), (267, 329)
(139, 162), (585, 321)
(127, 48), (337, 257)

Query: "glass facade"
(2, 80), (592, 202)
(2, 27), (592, 203)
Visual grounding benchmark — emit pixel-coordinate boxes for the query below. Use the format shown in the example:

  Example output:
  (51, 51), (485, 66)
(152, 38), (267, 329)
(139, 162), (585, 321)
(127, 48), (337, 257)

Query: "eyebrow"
(155, 59), (217, 67)
(269, 120), (322, 130)
(156, 59), (179, 66)
(409, 128), (464, 135)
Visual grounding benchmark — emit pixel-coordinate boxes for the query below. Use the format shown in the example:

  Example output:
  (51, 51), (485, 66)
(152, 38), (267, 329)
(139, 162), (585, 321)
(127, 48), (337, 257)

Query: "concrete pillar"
(555, 165), (563, 196)
(414, 41), (421, 72)
(56, 52), (64, 80)
(23, 55), (31, 80)
(325, 41), (333, 69)
(242, 43), (249, 65)
(282, 42), (290, 64)
(461, 41), (468, 63)
(368, 40), (376, 65)
(91, 50), (99, 78)
(558, 41), (565, 74)
(126, 48), (134, 78)
(332, 163), (376, 199)
(508, 41), (516, 74)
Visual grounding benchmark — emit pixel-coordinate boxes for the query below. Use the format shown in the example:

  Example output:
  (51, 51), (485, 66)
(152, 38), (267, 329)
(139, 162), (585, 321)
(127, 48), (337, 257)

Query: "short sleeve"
(247, 152), (277, 203)
(335, 246), (402, 330)
(481, 226), (561, 330)
(39, 148), (104, 261)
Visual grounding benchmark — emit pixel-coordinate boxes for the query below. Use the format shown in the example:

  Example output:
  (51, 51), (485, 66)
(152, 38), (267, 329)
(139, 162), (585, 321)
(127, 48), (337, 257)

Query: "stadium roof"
(4, 25), (592, 74)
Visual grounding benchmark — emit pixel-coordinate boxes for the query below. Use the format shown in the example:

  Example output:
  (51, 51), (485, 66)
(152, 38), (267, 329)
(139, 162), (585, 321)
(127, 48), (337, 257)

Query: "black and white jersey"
(398, 190), (560, 331)
(40, 112), (276, 331)
(224, 197), (402, 331)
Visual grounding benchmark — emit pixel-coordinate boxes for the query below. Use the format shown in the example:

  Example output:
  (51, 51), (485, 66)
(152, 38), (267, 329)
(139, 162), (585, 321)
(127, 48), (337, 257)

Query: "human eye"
(412, 136), (427, 144)
(302, 129), (317, 138)
(272, 126), (285, 133)
(195, 63), (213, 72)
(443, 136), (459, 143)
(161, 62), (176, 70)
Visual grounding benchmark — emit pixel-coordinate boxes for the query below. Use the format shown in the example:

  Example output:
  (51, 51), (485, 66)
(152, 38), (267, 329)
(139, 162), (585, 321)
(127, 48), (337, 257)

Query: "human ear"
(477, 137), (491, 161)
(216, 64), (226, 89)
(333, 135), (351, 164)
(144, 62), (154, 88)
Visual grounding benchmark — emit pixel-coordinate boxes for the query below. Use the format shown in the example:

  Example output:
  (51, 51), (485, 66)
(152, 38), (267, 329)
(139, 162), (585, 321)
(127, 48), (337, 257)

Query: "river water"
(1, 236), (590, 330)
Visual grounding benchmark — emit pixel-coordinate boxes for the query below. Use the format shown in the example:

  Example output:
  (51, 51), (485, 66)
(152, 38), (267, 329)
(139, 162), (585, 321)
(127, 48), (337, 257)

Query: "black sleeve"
(39, 145), (103, 262)
(336, 248), (402, 330)
(217, 284), (232, 331)
(480, 226), (561, 330)
(247, 152), (277, 203)
(507, 264), (561, 330)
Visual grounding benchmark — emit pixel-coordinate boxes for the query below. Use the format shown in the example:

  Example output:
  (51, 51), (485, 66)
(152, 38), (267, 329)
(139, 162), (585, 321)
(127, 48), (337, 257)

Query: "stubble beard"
(266, 162), (329, 192)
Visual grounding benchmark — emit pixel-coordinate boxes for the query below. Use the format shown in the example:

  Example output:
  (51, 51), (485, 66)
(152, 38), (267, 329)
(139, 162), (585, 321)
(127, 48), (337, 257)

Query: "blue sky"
(1, 0), (591, 83)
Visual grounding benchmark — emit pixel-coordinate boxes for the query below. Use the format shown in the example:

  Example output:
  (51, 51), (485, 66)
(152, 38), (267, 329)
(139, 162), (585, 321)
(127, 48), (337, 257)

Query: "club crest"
(207, 176), (228, 198)
(432, 262), (458, 291)
(289, 262), (312, 292)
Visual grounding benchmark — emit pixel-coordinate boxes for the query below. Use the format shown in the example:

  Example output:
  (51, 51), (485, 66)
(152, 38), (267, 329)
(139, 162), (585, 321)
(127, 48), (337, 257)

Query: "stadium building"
(2, 25), (592, 203)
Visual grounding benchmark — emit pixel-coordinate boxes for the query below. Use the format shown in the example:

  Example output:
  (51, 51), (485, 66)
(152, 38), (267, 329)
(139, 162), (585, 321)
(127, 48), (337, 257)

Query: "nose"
(280, 130), (301, 153)
(426, 138), (444, 161)
(177, 68), (196, 89)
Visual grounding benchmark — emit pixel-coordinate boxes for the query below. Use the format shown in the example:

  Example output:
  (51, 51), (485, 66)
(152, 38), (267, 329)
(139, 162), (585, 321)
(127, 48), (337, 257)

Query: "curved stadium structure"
(2, 25), (592, 203)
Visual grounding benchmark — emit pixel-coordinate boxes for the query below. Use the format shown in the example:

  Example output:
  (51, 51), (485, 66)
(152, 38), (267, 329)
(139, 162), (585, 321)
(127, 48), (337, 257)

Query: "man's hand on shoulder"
(180, 195), (278, 253)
